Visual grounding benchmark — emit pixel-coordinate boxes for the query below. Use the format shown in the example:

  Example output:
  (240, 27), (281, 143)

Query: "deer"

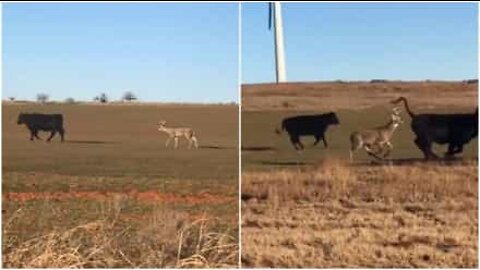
(157, 120), (198, 149)
(349, 108), (403, 161)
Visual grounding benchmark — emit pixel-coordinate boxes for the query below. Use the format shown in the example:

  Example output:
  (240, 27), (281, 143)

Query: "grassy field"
(241, 82), (478, 268)
(2, 102), (239, 268)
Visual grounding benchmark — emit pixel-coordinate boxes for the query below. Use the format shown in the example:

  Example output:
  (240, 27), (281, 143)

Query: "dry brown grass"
(3, 199), (238, 268)
(2, 103), (239, 268)
(242, 81), (477, 111)
(241, 159), (478, 268)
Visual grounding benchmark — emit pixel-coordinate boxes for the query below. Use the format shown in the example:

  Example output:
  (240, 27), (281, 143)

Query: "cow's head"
(17, 113), (26, 125)
(327, 112), (340, 125)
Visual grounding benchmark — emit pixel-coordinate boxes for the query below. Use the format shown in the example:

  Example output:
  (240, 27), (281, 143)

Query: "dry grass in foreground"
(242, 159), (478, 268)
(3, 200), (238, 268)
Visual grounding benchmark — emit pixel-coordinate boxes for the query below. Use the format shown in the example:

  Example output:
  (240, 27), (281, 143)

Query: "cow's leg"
(445, 143), (456, 157)
(446, 143), (463, 157)
(453, 144), (464, 155)
(58, 128), (65, 142)
(296, 137), (304, 151)
(33, 130), (42, 140)
(424, 140), (439, 160)
(29, 130), (35, 141)
(414, 137), (437, 160)
(47, 131), (57, 142)
(289, 135), (301, 151)
(322, 136), (328, 148)
(414, 137), (426, 158)
(313, 135), (321, 146)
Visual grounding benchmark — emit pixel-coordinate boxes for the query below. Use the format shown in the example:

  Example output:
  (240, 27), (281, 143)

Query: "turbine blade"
(268, 2), (273, 30)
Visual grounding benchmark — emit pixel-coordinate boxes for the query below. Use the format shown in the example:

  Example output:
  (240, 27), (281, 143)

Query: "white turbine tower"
(269, 2), (287, 83)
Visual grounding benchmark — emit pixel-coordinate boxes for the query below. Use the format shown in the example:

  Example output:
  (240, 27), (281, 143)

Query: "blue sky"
(242, 2), (478, 84)
(3, 3), (238, 102)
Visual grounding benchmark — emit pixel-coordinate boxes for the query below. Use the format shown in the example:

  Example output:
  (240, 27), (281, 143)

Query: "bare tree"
(93, 93), (108, 103)
(99, 93), (108, 103)
(65, 97), (75, 104)
(122, 91), (137, 102)
(37, 93), (49, 103)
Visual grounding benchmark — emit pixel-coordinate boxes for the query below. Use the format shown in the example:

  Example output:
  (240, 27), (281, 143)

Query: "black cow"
(276, 112), (340, 151)
(392, 97), (478, 159)
(17, 113), (65, 142)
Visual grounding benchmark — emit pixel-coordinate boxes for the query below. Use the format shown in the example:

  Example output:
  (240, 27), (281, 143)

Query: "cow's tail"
(275, 120), (285, 135)
(391, 96), (415, 118)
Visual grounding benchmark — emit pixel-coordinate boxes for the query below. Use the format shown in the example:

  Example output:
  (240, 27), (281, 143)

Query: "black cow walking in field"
(17, 113), (65, 142)
(391, 97), (478, 159)
(276, 112), (340, 151)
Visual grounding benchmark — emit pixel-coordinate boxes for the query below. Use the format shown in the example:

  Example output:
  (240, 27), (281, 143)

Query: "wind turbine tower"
(269, 2), (287, 83)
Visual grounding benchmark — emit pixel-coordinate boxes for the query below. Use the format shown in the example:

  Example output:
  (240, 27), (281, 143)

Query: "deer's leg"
(187, 134), (193, 149)
(192, 136), (198, 149)
(174, 137), (179, 149)
(349, 137), (362, 162)
(383, 142), (393, 158)
(165, 136), (173, 147)
(364, 144), (382, 160)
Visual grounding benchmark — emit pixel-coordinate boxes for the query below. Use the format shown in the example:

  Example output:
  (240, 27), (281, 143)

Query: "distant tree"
(37, 93), (49, 103)
(122, 91), (137, 102)
(99, 93), (108, 103)
(8, 97), (15, 102)
(65, 97), (75, 104)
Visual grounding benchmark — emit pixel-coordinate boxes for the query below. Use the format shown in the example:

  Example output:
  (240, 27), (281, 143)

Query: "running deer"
(349, 108), (403, 161)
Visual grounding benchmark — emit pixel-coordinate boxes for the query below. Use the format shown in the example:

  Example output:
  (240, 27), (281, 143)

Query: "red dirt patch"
(3, 190), (235, 205)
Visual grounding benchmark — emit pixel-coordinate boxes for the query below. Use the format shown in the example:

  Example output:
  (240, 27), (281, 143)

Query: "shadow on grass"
(241, 146), (276, 152)
(66, 140), (116, 144)
(260, 161), (311, 166)
(199, 145), (235, 150)
(352, 157), (477, 167)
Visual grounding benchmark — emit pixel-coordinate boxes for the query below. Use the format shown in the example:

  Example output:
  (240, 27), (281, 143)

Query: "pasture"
(241, 82), (478, 268)
(2, 102), (239, 268)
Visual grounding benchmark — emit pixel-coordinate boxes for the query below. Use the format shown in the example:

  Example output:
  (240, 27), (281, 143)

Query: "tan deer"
(157, 120), (198, 149)
(350, 108), (403, 161)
